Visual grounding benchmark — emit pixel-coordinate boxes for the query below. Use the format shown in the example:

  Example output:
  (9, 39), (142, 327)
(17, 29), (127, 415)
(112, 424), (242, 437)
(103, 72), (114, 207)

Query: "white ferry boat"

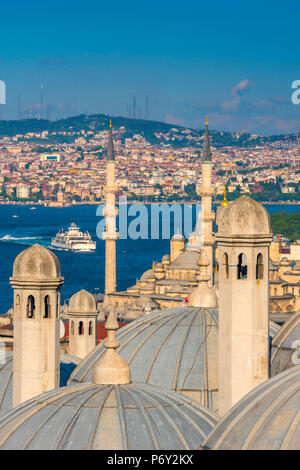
(51, 223), (96, 252)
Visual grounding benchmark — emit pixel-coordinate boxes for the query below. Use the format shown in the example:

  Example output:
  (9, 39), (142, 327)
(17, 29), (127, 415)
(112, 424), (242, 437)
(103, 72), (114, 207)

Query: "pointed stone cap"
(202, 118), (212, 162)
(93, 308), (130, 385)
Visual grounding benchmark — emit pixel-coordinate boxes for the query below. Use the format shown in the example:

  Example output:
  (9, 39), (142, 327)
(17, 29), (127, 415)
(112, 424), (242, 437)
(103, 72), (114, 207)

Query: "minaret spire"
(199, 118), (215, 285)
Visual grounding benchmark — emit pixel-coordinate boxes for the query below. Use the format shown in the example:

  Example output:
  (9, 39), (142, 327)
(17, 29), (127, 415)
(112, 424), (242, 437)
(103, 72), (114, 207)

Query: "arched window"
(274, 287), (277, 296)
(89, 321), (93, 336)
(78, 321), (84, 335)
(237, 253), (247, 279)
(26, 295), (35, 318)
(223, 253), (229, 279)
(71, 321), (74, 335)
(256, 253), (264, 280)
(44, 295), (50, 318)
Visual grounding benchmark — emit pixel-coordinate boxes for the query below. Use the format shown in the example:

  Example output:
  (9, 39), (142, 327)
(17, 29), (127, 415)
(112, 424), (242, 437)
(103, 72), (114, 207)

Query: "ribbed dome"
(168, 250), (200, 270)
(0, 353), (80, 418)
(217, 196), (271, 236)
(69, 289), (97, 313)
(69, 308), (281, 413)
(12, 244), (61, 280)
(0, 382), (219, 450)
(140, 269), (156, 281)
(202, 365), (300, 450)
(69, 307), (219, 410)
(271, 311), (300, 376)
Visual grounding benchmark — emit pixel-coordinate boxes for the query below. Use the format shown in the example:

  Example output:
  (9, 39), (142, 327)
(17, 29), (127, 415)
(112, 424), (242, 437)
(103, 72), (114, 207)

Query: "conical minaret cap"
(202, 117), (212, 162)
(107, 122), (115, 161)
(93, 307), (130, 385)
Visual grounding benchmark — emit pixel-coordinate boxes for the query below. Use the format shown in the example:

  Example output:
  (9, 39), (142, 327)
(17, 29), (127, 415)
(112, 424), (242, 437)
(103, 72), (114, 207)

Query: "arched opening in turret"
(71, 321), (74, 335)
(223, 253), (229, 279)
(44, 295), (50, 318)
(26, 295), (35, 318)
(256, 253), (264, 280)
(89, 321), (93, 335)
(15, 294), (21, 318)
(237, 253), (247, 279)
(78, 321), (84, 335)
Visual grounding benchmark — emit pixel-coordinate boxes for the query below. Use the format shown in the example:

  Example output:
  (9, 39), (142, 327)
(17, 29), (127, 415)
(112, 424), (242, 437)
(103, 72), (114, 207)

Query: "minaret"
(199, 117), (215, 284)
(68, 289), (98, 359)
(216, 196), (272, 416)
(10, 244), (64, 406)
(103, 120), (118, 294)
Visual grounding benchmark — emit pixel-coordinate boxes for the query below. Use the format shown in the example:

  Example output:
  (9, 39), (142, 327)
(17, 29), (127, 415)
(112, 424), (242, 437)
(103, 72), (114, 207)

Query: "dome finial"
(221, 184), (229, 207)
(188, 249), (217, 308)
(93, 308), (130, 385)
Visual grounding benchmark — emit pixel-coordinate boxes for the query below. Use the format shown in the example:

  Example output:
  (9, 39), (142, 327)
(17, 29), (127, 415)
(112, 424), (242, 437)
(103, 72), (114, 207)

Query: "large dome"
(202, 365), (300, 450)
(0, 353), (80, 418)
(69, 307), (280, 413)
(70, 307), (219, 410)
(0, 382), (219, 450)
(12, 244), (61, 281)
(271, 310), (300, 376)
(217, 195), (271, 236)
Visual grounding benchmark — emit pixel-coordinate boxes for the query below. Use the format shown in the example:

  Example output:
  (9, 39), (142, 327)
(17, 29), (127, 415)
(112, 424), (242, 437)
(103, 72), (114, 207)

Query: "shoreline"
(0, 201), (299, 207)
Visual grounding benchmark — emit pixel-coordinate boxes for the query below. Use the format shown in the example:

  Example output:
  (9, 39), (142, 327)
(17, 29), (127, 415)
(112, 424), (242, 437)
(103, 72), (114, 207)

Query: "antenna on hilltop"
(133, 95), (136, 119)
(40, 84), (44, 118)
(18, 91), (22, 120)
(145, 95), (149, 120)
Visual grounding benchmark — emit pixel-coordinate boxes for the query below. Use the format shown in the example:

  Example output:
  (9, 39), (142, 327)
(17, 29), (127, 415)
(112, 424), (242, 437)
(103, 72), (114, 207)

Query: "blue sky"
(0, 0), (300, 134)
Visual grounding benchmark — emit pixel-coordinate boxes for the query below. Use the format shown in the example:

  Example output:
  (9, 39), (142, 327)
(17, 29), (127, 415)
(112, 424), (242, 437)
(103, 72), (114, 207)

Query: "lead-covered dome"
(0, 353), (80, 418)
(0, 382), (219, 450)
(69, 306), (219, 411)
(202, 365), (300, 450)
(12, 244), (61, 280)
(69, 289), (97, 313)
(217, 195), (271, 236)
(271, 310), (300, 376)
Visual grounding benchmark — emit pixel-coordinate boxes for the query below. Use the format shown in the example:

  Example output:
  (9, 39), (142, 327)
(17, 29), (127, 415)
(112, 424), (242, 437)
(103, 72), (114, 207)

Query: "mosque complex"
(0, 120), (299, 450)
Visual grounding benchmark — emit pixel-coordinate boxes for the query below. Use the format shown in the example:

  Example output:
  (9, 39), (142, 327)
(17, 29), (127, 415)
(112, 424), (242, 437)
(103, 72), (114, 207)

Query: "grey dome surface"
(12, 244), (61, 280)
(69, 307), (280, 414)
(0, 382), (219, 450)
(69, 307), (219, 410)
(0, 353), (80, 418)
(202, 365), (300, 450)
(271, 311), (300, 376)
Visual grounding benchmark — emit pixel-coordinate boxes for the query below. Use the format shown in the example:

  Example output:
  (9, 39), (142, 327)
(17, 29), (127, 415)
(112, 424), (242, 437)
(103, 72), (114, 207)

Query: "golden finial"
(205, 116), (208, 126)
(109, 118), (112, 128)
(152, 260), (155, 270)
(221, 184), (229, 207)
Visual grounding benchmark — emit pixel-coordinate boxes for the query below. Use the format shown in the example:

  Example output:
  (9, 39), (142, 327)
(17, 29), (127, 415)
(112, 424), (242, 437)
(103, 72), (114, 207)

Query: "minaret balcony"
(104, 185), (117, 194)
(102, 231), (119, 240)
(199, 188), (214, 197)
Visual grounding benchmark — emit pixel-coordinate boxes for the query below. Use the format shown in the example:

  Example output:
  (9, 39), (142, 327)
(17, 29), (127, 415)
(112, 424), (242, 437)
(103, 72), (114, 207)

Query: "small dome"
(12, 244), (61, 280)
(217, 196), (271, 236)
(0, 383), (219, 450)
(140, 269), (156, 281)
(188, 285), (217, 308)
(0, 353), (80, 418)
(162, 254), (170, 261)
(69, 289), (97, 314)
(171, 232), (185, 241)
(168, 249), (201, 270)
(271, 311), (300, 376)
(202, 365), (300, 450)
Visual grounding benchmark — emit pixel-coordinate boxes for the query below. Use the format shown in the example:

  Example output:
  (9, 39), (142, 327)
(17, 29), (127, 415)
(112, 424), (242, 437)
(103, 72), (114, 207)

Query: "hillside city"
(0, 117), (299, 205)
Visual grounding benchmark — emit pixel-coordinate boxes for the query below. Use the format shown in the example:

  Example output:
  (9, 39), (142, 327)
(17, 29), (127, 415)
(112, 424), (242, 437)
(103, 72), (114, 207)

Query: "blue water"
(0, 203), (299, 313)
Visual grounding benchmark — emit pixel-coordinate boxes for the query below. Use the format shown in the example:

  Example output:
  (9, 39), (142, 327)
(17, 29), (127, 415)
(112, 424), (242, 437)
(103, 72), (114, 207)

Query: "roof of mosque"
(271, 311), (300, 376)
(167, 249), (200, 270)
(0, 382), (219, 450)
(11, 244), (62, 281)
(69, 306), (219, 410)
(202, 365), (300, 450)
(0, 353), (80, 418)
